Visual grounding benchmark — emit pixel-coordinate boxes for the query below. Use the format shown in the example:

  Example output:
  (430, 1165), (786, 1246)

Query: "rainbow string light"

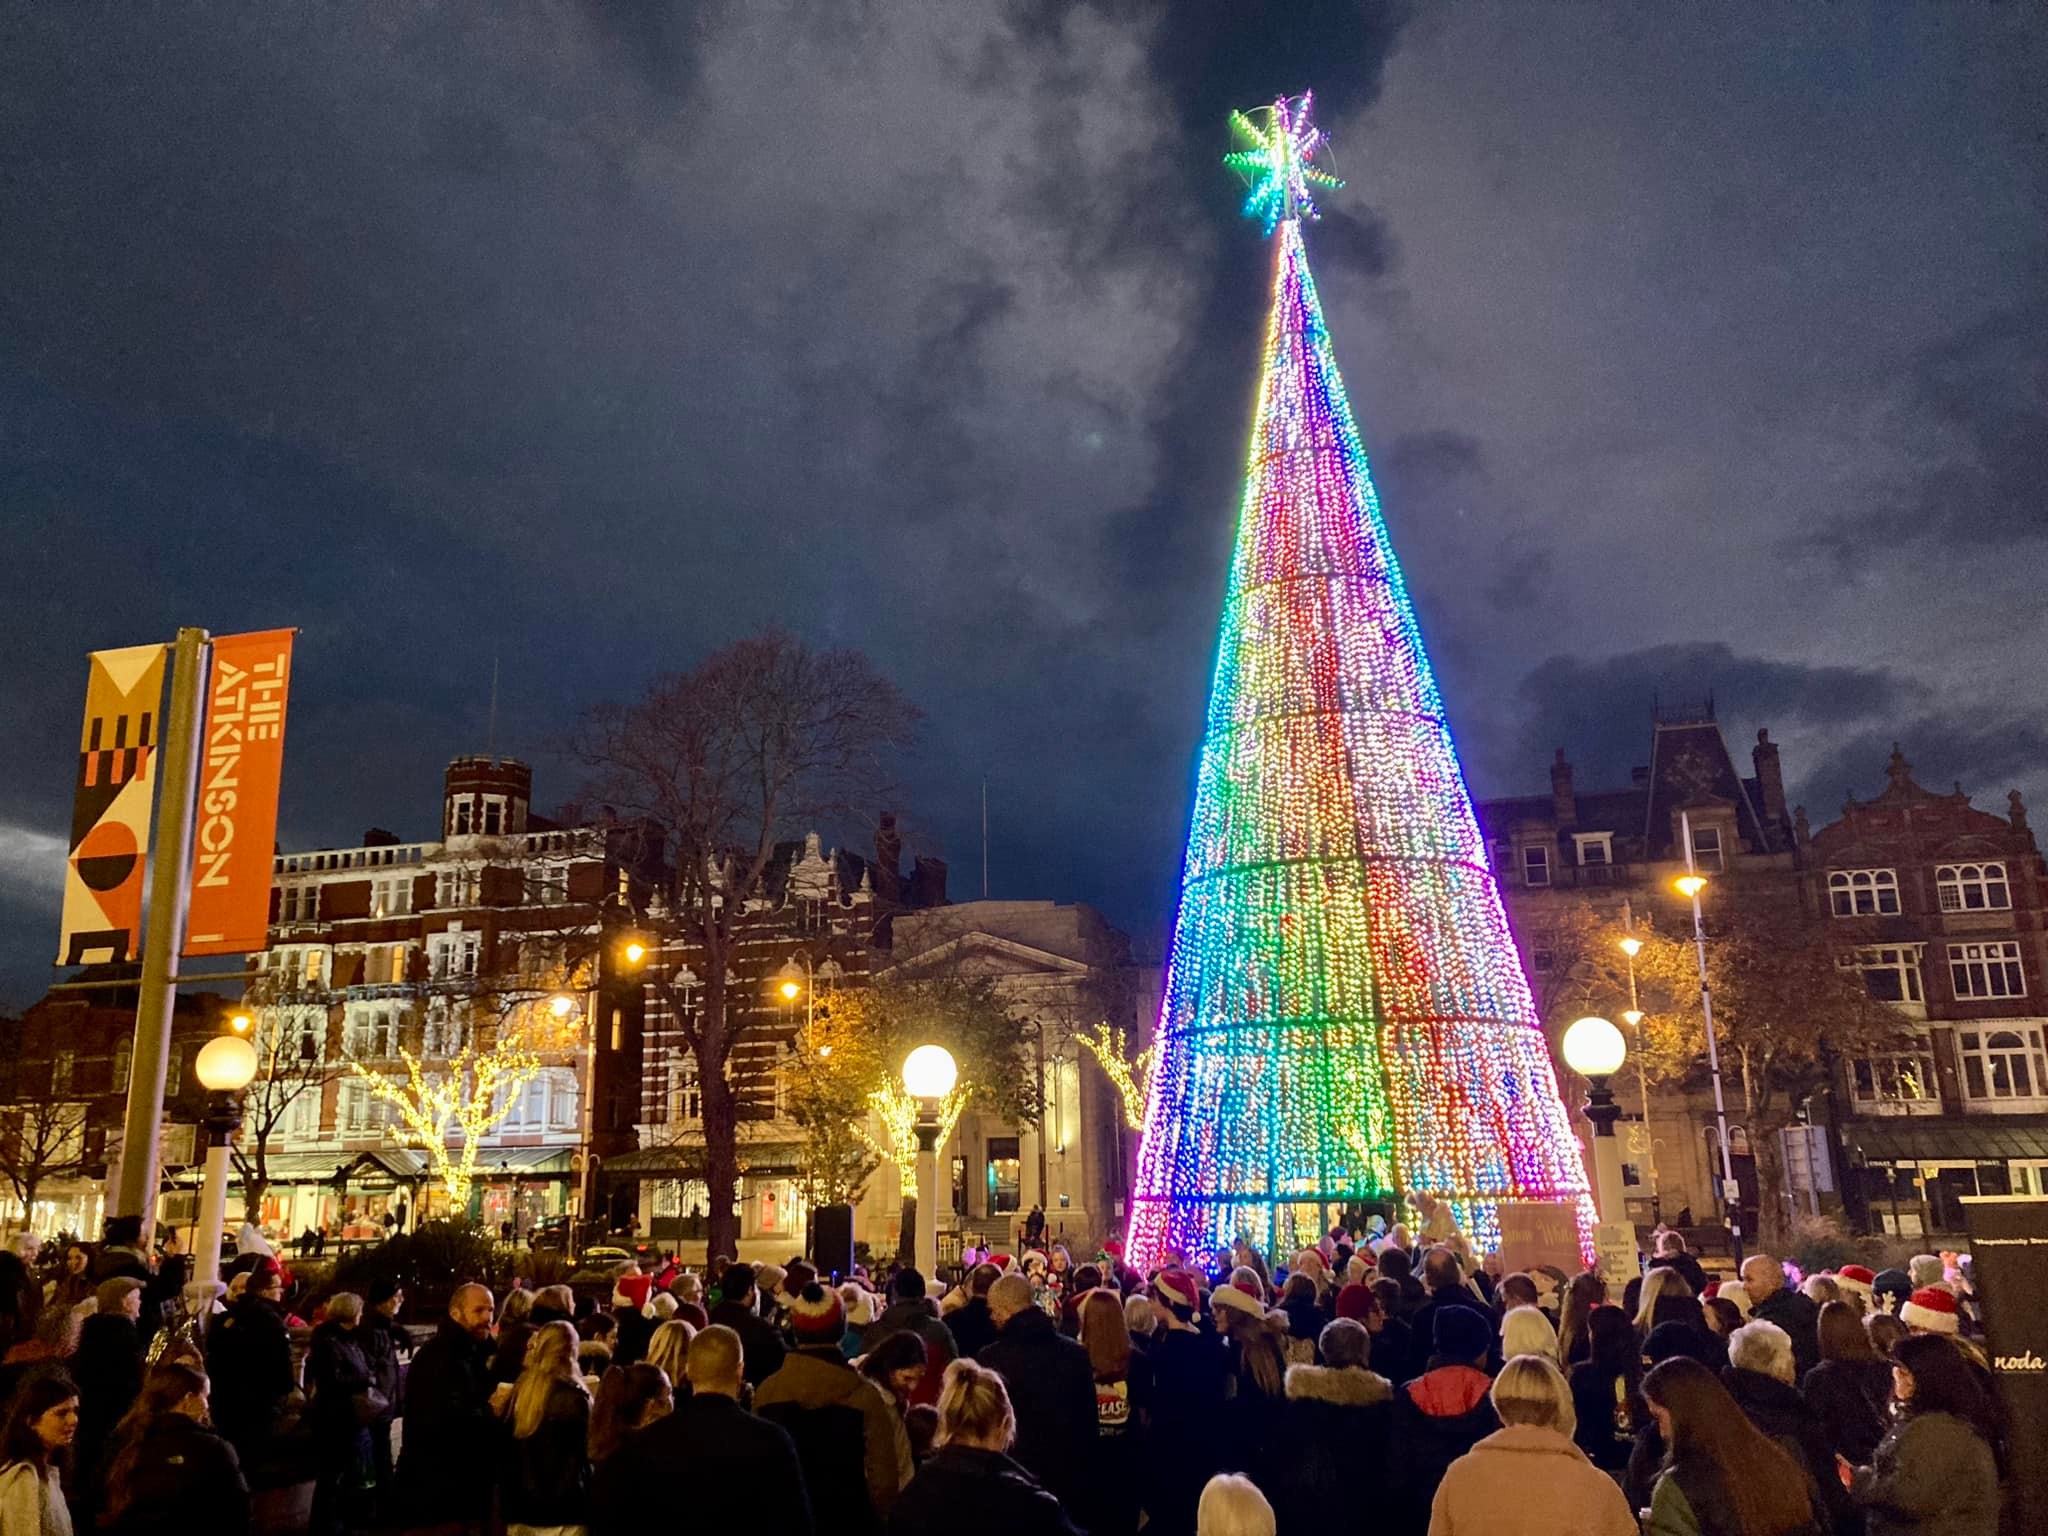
(1125, 94), (1596, 1266)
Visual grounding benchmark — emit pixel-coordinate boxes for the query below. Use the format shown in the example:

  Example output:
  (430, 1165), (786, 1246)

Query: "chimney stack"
(1753, 728), (1787, 825)
(1550, 749), (1577, 829)
(874, 811), (904, 904)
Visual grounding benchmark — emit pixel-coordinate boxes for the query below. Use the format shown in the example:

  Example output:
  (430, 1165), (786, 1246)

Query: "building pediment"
(879, 931), (1095, 982)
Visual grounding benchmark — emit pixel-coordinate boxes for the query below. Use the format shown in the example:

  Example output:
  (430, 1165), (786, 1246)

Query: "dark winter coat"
(105, 1414), (251, 1536)
(754, 1343), (912, 1536)
(709, 1298), (787, 1387)
(610, 1303), (654, 1368)
(1649, 1453), (1825, 1536)
(397, 1318), (496, 1523)
(1749, 1287), (1822, 1377)
(1567, 1361), (1643, 1473)
(358, 1311), (405, 1418)
(1404, 1289), (1494, 1382)
(497, 1378), (591, 1528)
(592, 1390), (812, 1536)
(1390, 1363), (1500, 1534)
(205, 1295), (295, 1468)
(1368, 1316), (1413, 1383)
(1140, 1326), (1232, 1535)
(888, 1445), (1084, 1536)
(1851, 1409), (1999, 1536)
(975, 1306), (1097, 1516)
(1087, 1354), (1153, 1536)
(1648, 1251), (1709, 1298)
(1721, 1366), (1857, 1535)
(74, 1312), (145, 1480)
(1266, 1363), (1392, 1534)
(946, 1296), (998, 1361)
(306, 1320), (375, 1435)
(1279, 1298), (1325, 1365)
(1802, 1357), (1892, 1465)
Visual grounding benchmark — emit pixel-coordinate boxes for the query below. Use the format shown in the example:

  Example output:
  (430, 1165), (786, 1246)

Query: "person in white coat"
(0, 1370), (80, 1536)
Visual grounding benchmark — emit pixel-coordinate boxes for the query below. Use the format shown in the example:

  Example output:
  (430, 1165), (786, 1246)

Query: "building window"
(429, 932), (481, 980)
(482, 798), (504, 836)
(1829, 869), (1901, 918)
(1959, 1027), (2048, 1101)
(1937, 863), (2010, 913)
(50, 1051), (74, 1095)
(280, 884), (321, 923)
(531, 870), (568, 907)
(986, 1136), (1022, 1214)
(1949, 941), (2025, 1000)
(1521, 845), (1551, 887)
(1573, 833), (1613, 867)
(672, 1058), (703, 1127)
(1690, 824), (1724, 873)
(1839, 946), (1924, 1004)
(434, 868), (479, 909)
(1850, 1038), (1937, 1106)
(453, 800), (474, 836)
(371, 877), (413, 918)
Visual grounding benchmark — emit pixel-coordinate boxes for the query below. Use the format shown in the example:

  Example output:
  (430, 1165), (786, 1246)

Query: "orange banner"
(58, 644), (167, 965)
(183, 629), (295, 956)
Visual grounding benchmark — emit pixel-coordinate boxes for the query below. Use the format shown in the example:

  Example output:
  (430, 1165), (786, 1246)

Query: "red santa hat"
(1210, 1282), (1265, 1322)
(1900, 1286), (1959, 1335)
(1153, 1268), (1200, 1315)
(612, 1273), (654, 1312)
(1835, 1265), (1875, 1300)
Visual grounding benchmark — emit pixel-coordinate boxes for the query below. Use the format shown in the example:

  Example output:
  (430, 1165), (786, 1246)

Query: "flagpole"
(112, 626), (210, 1223)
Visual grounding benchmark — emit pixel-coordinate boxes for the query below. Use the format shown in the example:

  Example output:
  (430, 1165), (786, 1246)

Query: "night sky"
(3, 4), (2044, 1007)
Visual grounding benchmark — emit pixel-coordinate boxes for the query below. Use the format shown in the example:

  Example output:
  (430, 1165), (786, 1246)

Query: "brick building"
(237, 755), (662, 1243)
(1475, 706), (1802, 1235)
(1804, 747), (2048, 1235)
(0, 980), (227, 1239)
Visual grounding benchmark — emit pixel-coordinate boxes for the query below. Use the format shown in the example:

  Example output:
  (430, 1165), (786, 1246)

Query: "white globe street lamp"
(1562, 1016), (1628, 1227)
(194, 1033), (259, 1289)
(902, 1045), (958, 1272)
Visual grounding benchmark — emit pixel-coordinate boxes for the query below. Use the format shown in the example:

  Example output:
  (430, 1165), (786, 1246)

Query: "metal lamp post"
(901, 1044), (957, 1273)
(192, 1032), (259, 1288)
(1676, 809), (1742, 1263)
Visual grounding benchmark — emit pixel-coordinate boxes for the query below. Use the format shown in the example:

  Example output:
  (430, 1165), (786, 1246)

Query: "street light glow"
(622, 940), (647, 965)
(902, 1043), (958, 1100)
(1622, 1008), (1644, 1027)
(1617, 936), (1642, 957)
(548, 993), (576, 1019)
(195, 1034), (259, 1093)
(1674, 874), (1706, 898)
(780, 980), (802, 1001)
(1562, 1015), (1628, 1078)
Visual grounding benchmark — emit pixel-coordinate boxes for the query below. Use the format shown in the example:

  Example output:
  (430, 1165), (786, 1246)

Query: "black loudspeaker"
(811, 1203), (855, 1279)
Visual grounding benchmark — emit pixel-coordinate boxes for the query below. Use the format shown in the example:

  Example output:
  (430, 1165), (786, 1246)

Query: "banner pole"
(112, 626), (209, 1224)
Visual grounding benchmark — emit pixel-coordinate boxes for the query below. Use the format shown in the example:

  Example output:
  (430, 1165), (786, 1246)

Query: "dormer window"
(1573, 833), (1613, 867)
(1689, 823), (1724, 872)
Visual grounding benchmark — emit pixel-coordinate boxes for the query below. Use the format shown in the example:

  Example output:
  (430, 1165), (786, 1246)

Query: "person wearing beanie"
(754, 1283), (911, 1528)
(1140, 1270), (1230, 1535)
(1899, 1286), (1959, 1336)
(1871, 1268), (1913, 1317)
(1905, 1253), (1948, 1292)
(1390, 1301), (1499, 1531)
(838, 1281), (879, 1360)
(753, 1263), (788, 1320)
(1404, 1245), (1495, 1382)
(1332, 1279), (1411, 1382)
(707, 1262), (785, 1388)
(860, 1267), (957, 1406)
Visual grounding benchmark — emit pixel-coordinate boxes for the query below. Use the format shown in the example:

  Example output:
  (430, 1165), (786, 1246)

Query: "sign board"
(1497, 1200), (1582, 1276)
(184, 629), (296, 955)
(1961, 1196), (2048, 1533)
(57, 644), (168, 965)
(1593, 1220), (1640, 1291)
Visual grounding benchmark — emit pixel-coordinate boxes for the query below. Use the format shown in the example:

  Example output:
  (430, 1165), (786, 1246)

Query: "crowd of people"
(0, 1215), (2018, 1536)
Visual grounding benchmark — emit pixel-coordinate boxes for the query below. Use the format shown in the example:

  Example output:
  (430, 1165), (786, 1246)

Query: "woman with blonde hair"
(1634, 1266), (1697, 1341)
(1198, 1472), (1276, 1536)
(889, 1359), (1082, 1536)
(1500, 1304), (1560, 1364)
(643, 1319), (695, 1391)
(1425, 1355), (1635, 1536)
(495, 1320), (589, 1535)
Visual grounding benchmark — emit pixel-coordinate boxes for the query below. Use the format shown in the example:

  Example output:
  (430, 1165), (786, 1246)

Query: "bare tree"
(0, 1092), (87, 1229)
(232, 986), (343, 1226)
(576, 629), (919, 1258)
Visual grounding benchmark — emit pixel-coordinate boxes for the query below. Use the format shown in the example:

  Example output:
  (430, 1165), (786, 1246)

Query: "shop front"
(1843, 1116), (2048, 1236)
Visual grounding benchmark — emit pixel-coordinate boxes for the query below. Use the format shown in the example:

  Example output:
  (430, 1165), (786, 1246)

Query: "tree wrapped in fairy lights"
(1125, 94), (1596, 1265)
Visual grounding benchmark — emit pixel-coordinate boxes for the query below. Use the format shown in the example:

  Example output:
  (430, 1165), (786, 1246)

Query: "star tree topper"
(1224, 91), (1344, 233)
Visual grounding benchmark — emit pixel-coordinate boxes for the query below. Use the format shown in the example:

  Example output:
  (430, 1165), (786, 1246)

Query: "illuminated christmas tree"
(1126, 95), (1595, 1264)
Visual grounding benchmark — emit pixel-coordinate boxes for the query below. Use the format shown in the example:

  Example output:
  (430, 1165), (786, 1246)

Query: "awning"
(599, 1143), (803, 1180)
(1842, 1117), (2048, 1163)
(476, 1148), (572, 1177)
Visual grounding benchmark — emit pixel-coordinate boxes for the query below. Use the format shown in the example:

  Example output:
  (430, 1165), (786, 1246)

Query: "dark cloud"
(1796, 715), (2048, 821)
(1510, 643), (1929, 791)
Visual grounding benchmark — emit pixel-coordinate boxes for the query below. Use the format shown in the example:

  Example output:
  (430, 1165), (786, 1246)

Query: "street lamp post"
(1677, 809), (1743, 1264)
(193, 1032), (258, 1288)
(902, 1045), (957, 1273)
(1563, 1016), (1629, 1224)
(1617, 914), (1661, 1221)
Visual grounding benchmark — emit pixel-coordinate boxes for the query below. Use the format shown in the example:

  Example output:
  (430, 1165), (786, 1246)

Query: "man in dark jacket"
(1742, 1254), (1821, 1378)
(1724, 1319), (1857, 1535)
(307, 1294), (377, 1536)
(592, 1323), (812, 1536)
(207, 1258), (296, 1478)
(75, 1277), (147, 1511)
(754, 1285), (909, 1536)
(1404, 1246), (1493, 1382)
(709, 1264), (786, 1388)
(946, 1264), (1003, 1361)
(976, 1273), (1097, 1517)
(1141, 1269), (1231, 1535)
(360, 1280), (406, 1509)
(1392, 1306), (1500, 1532)
(398, 1282), (497, 1526)
(1647, 1230), (1709, 1297)
(862, 1268), (957, 1406)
